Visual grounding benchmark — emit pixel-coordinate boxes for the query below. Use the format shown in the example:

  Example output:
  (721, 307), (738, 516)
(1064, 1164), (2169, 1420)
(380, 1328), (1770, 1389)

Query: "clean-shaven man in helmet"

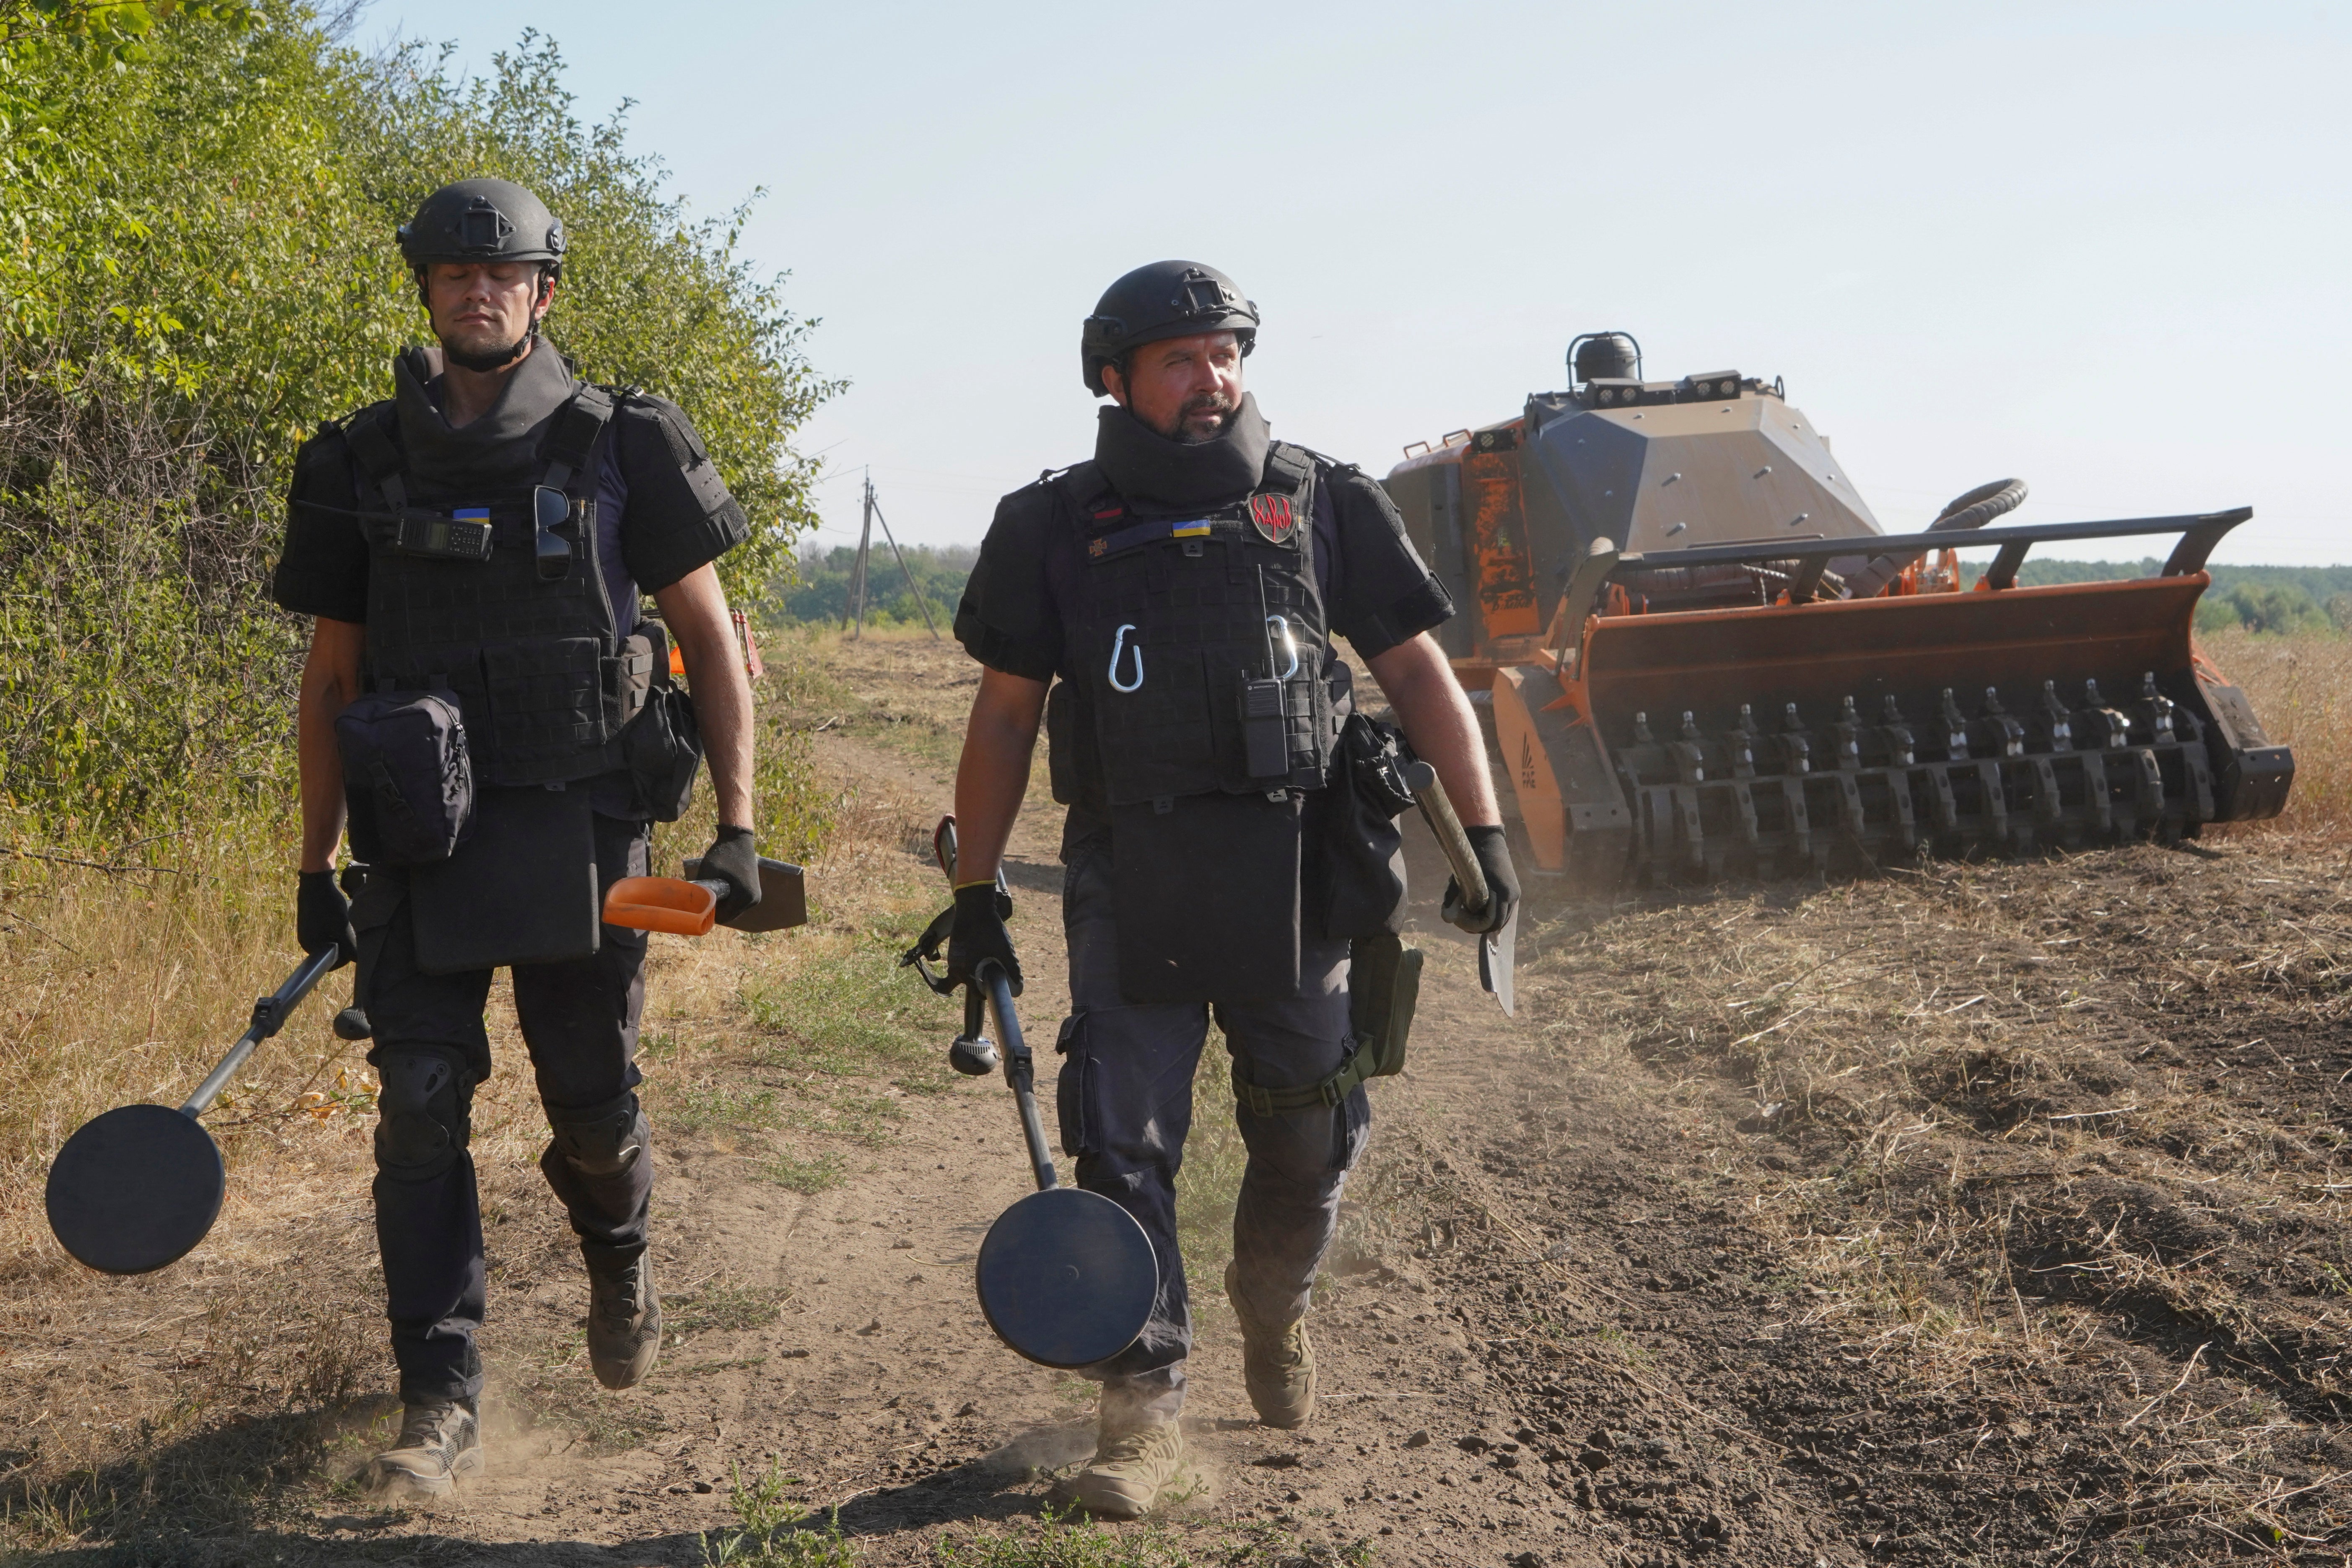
(272, 177), (765, 1499)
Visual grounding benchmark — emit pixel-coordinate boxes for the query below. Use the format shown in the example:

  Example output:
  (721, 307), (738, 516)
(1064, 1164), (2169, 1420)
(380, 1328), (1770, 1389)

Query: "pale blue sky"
(373, 1), (2349, 564)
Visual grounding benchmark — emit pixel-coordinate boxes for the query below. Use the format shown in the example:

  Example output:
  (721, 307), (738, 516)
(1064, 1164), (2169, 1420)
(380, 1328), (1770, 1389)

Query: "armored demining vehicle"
(1381, 332), (2293, 890)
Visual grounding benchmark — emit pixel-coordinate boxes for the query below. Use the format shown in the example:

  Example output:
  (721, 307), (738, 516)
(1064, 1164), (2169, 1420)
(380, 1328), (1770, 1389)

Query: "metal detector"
(903, 816), (1158, 1369)
(45, 945), (358, 1275)
(959, 964), (1158, 1368)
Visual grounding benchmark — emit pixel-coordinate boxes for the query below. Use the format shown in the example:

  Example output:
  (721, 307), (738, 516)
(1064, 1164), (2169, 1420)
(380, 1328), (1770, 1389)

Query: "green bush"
(2196, 582), (2330, 637)
(0, 5), (835, 828)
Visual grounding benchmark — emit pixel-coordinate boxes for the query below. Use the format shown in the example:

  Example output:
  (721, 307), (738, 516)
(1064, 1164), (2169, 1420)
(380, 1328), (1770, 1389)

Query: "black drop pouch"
(335, 690), (475, 866)
(1110, 791), (1302, 1004)
(1317, 713), (1417, 939)
(622, 682), (703, 823)
(408, 784), (600, 974)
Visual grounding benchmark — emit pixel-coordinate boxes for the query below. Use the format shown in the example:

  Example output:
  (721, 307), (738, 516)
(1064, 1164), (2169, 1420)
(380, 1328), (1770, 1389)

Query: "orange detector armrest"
(602, 876), (719, 936)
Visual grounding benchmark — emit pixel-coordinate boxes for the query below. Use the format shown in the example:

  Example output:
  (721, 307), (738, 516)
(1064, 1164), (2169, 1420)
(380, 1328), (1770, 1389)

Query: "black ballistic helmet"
(397, 178), (566, 276)
(1081, 260), (1258, 396)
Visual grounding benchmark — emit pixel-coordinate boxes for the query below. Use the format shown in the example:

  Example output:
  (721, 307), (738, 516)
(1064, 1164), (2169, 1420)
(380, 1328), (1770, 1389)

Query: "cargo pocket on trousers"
(349, 871), (405, 1014)
(1054, 1013), (1093, 1161)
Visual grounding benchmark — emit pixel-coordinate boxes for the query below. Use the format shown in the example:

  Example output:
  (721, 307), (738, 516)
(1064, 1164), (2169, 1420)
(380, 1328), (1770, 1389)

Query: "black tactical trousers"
(352, 812), (653, 1405)
(1054, 829), (1369, 1425)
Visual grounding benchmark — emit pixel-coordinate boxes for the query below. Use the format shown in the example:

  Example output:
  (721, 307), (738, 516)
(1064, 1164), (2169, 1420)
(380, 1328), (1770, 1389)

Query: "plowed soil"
(3, 630), (2346, 1567)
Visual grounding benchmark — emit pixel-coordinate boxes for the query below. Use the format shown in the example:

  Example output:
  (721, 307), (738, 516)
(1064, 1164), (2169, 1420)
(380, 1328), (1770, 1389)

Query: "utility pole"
(870, 491), (943, 641)
(848, 470), (873, 640)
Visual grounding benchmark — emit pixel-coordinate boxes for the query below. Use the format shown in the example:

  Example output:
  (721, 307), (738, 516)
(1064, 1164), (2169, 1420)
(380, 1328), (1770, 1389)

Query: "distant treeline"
(766, 546), (2350, 637)
(2010, 561), (2352, 635)
(774, 543), (975, 628)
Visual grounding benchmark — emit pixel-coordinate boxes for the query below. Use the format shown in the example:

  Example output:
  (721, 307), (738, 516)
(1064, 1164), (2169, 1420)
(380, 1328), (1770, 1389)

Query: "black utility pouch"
(335, 690), (475, 866)
(619, 619), (703, 822)
(1319, 713), (1419, 938)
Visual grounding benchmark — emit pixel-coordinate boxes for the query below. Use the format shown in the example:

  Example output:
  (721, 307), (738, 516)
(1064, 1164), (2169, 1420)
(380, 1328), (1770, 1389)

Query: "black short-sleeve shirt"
(954, 450), (1453, 682)
(271, 386), (747, 626)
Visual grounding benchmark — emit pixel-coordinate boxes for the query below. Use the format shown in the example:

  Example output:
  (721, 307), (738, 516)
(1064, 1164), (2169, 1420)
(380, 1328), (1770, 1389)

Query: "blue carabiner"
(1265, 614), (1300, 681)
(1109, 624), (1144, 693)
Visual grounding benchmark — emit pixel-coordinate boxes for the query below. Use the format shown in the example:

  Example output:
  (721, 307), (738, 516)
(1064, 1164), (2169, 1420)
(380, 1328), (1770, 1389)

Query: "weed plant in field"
(703, 1459), (850, 1567)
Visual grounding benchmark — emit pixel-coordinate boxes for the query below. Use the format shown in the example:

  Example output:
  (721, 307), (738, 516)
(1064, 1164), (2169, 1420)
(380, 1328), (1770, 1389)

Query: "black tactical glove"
(700, 824), (762, 921)
(946, 881), (1021, 996)
(297, 869), (357, 969)
(1442, 825), (1520, 936)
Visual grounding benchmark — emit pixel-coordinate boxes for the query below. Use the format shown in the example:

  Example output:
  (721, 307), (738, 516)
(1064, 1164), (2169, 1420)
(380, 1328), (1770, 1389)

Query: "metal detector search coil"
(963, 965), (1158, 1369)
(45, 945), (342, 1275)
(900, 816), (1157, 1369)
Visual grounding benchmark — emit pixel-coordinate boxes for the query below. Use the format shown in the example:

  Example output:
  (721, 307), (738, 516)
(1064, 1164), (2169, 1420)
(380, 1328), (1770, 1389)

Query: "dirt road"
(4, 631), (2346, 1566)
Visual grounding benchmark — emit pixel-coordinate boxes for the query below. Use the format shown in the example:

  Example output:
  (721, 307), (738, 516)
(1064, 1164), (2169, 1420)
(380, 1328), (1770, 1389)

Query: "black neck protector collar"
(393, 337), (576, 488)
(1093, 393), (1270, 510)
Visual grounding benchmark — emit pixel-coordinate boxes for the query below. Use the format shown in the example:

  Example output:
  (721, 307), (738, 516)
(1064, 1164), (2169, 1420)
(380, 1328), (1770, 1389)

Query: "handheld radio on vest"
(1242, 563), (1289, 780)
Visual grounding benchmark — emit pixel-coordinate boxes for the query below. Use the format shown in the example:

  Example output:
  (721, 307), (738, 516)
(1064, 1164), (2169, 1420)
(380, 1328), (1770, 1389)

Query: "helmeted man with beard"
(270, 178), (765, 1500)
(941, 261), (1518, 1516)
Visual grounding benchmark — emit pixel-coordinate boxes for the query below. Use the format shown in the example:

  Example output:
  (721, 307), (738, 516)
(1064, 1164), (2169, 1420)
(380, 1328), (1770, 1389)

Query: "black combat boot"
(363, 1395), (482, 1501)
(583, 1240), (663, 1389)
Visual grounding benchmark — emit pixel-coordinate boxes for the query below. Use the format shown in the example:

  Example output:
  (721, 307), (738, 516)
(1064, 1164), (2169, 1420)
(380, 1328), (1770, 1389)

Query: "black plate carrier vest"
(1046, 442), (1349, 1002)
(342, 381), (655, 788)
(1055, 441), (1343, 808)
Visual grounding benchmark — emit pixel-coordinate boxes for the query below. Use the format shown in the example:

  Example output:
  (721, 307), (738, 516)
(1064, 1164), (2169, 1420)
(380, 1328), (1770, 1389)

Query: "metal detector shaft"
(180, 947), (340, 1117)
(980, 963), (1057, 1192)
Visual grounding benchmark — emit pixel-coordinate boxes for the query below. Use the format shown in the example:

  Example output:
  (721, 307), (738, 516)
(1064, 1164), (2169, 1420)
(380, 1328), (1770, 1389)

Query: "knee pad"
(373, 1049), (471, 1182)
(547, 1091), (647, 1179)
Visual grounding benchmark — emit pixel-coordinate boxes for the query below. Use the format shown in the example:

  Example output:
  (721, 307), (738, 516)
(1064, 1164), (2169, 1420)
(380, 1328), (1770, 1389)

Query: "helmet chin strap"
(441, 325), (535, 374)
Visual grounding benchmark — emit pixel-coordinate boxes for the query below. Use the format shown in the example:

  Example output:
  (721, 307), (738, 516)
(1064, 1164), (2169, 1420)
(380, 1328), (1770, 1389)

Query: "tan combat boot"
(363, 1396), (482, 1501)
(1224, 1260), (1315, 1429)
(583, 1242), (663, 1390)
(1057, 1414), (1186, 1520)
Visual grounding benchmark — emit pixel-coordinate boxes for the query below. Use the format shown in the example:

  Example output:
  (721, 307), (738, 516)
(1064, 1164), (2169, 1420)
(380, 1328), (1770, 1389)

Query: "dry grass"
(0, 635), (965, 1552)
(2203, 626), (2352, 834)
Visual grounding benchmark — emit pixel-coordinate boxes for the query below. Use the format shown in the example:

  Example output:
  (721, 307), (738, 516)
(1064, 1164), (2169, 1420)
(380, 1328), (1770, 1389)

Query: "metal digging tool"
(902, 816), (1158, 1369)
(46, 946), (345, 1275)
(1403, 760), (1515, 1016)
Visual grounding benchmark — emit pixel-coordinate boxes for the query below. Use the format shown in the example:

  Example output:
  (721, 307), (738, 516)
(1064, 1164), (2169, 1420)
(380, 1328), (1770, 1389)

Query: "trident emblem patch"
(1249, 494), (1297, 546)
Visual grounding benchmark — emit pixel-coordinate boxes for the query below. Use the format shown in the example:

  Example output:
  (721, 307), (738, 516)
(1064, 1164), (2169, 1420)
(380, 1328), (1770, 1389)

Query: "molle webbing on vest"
(1064, 441), (1342, 808)
(358, 382), (640, 788)
(1086, 516), (1218, 559)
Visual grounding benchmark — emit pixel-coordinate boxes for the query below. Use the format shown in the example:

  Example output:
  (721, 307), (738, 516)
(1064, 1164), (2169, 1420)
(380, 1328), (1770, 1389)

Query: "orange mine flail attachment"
(1383, 335), (2293, 894)
(602, 876), (717, 936)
